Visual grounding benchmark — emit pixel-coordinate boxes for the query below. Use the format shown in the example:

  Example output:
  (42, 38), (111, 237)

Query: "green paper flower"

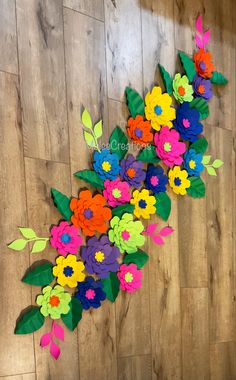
(172, 73), (194, 103)
(108, 213), (145, 254)
(36, 285), (71, 320)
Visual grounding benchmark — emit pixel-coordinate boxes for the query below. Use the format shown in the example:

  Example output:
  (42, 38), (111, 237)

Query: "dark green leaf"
(112, 204), (135, 218)
(61, 297), (83, 331)
(51, 188), (72, 221)
(109, 126), (128, 160)
(154, 192), (171, 221)
(123, 250), (149, 268)
(101, 272), (120, 302)
(189, 98), (209, 120)
(22, 262), (55, 286)
(210, 71), (228, 85)
(15, 307), (45, 334)
(137, 145), (160, 163)
(159, 64), (173, 94)
(125, 87), (145, 118)
(74, 169), (104, 189)
(178, 51), (196, 82)
(190, 137), (208, 154)
(187, 177), (206, 198)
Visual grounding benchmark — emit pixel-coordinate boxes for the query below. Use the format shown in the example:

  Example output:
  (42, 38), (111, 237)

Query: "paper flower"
(154, 126), (186, 167)
(81, 235), (120, 278)
(145, 165), (168, 194)
(93, 148), (120, 180)
(103, 178), (131, 207)
(108, 213), (145, 253)
(192, 75), (213, 100)
(53, 254), (85, 288)
(36, 285), (71, 320)
(168, 166), (190, 195)
(184, 149), (204, 176)
(117, 263), (142, 293)
(173, 102), (203, 142)
(172, 73), (194, 103)
(50, 221), (83, 256)
(70, 190), (112, 236)
(120, 154), (146, 188)
(75, 277), (106, 310)
(130, 189), (156, 219)
(145, 86), (176, 130)
(194, 48), (215, 78)
(127, 115), (153, 146)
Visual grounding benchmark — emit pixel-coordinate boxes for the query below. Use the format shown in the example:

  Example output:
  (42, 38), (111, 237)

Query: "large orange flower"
(127, 115), (153, 146)
(194, 49), (215, 79)
(70, 190), (112, 237)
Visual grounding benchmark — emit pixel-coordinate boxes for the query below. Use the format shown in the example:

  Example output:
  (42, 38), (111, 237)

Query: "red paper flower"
(194, 48), (215, 78)
(127, 115), (153, 146)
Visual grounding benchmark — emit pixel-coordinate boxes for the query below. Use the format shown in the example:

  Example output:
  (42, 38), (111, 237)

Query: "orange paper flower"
(70, 190), (112, 237)
(194, 48), (215, 79)
(127, 115), (153, 146)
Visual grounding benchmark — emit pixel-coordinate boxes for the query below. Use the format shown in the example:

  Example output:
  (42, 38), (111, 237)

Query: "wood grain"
(210, 342), (236, 380)
(118, 355), (152, 380)
(63, 0), (104, 21)
(0, 375), (36, 380)
(0, 0), (17, 74)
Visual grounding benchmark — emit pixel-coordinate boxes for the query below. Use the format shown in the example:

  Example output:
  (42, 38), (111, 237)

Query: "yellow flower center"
(95, 251), (105, 262)
(124, 272), (133, 283)
(112, 188), (121, 199)
(189, 160), (196, 169)
(102, 161), (111, 172)
(164, 142), (171, 152)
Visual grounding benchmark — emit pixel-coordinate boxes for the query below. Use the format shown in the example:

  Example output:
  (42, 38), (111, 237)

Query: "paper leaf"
(178, 51), (196, 82)
(51, 188), (73, 221)
(195, 34), (204, 49)
(22, 262), (54, 286)
(210, 71), (228, 85)
(53, 322), (64, 341)
(187, 177), (206, 198)
(81, 109), (93, 129)
(8, 239), (27, 251)
(196, 15), (203, 34)
(123, 250), (149, 269)
(154, 192), (171, 221)
(159, 227), (174, 237)
(31, 240), (47, 254)
(125, 87), (145, 118)
(143, 223), (158, 235)
(152, 235), (164, 245)
(212, 159), (224, 168)
(159, 64), (173, 94)
(202, 155), (211, 165)
(101, 272), (120, 302)
(83, 130), (96, 148)
(109, 126), (128, 160)
(19, 227), (37, 239)
(61, 297), (83, 331)
(190, 97), (209, 120)
(40, 333), (51, 348)
(94, 120), (103, 139)
(15, 307), (45, 334)
(74, 169), (104, 189)
(50, 340), (61, 360)
(112, 204), (135, 218)
(190, 137), (208, 154)
(137, 145), (160, 163)
(203, 30), (211, 46)
(206, 166), (217, 176)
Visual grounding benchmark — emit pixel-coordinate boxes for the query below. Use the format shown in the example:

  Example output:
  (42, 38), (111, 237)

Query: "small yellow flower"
(130, 189), (156, 219)
(168, 166), (190, 195)
(53, 254), (85, 288)
(145, 86), (176, 131)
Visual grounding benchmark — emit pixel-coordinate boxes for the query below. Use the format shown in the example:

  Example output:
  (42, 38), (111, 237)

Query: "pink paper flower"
(50, 221), (83, 256)
(103, 178), (131, 208)
(154, 126), (186, 167)
(117, 263), (142, 293)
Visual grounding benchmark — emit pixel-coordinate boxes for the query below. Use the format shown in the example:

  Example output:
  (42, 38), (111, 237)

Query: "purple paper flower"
(81, 235), (120, 278)
(120, 154), (146, 188)
(192, 75), (213, 100)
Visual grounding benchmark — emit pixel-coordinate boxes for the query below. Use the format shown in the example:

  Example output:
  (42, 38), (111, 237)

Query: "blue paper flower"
(93, 149), (120, 180)
(184, 149), (204, 176)
(75, 277), (106, 310)
(173, 102), (203, 142)
(145, 165), (168, 193)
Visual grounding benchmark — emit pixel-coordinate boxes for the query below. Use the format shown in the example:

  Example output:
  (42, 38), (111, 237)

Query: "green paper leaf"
(61, 297), (83, 331)
(187, 177), (206, 198)
(22, 262), (54, 286)
(125, 87), (145, 118)
(154, 192), (171, 221)
(51, 188), (73, 221)
(190, 137), (208, 154)
(210, 71), (228, 85)
(123, 250), (149, 268)
(202, 155), (211, 165)
(212, 159), (223, 168)
(31, 240), (47, 254)
(159, 64), (173, 94)
(206, 166), (217, 176)
(19, 227), (36, 239)
(8, 239), (27, 251)
(112, 204), (135, 218)
(94, 120), (103, 139)
(109, 126), (128, 160)
(83, 130), (96, 148)
(189, 97), (209, 120)
(137, 145), (160, 163)
(82, 109), (93, 129)
(74, 169), (104, 189)
(101, 272), (120, 302)
(178, 51), (196, 82)
(15, 307), (45, 334)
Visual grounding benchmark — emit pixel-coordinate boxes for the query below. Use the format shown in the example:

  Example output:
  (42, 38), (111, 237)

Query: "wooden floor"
(0, 0), (235, 379)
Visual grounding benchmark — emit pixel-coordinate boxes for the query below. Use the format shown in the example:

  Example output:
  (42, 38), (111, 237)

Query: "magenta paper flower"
(154, 126), (186, 167)
(117, 263), (142, 293)
(103, 178), (131, 208)
(50, 221), (83, 256)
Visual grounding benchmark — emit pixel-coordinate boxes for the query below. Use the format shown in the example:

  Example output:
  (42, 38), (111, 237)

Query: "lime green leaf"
(178, 51), (196, 82)
(61, 297), (83, 331)
(206, 166), (217, 176)
(123, 250), (149, 268)
(82, 109), (93, 129)
(210, 71), (228, 85)
(19, 228), (36, 239)
(190, 137), (208, 154)
(31, 240), (47, 254)
(83, 130), (96, 148)
(137, 145), (160, 163)
(154, 192), (171, 221)
(8, 239), (27, 251)
(109, 126), (128, 160)
(74, 169), (104, 189)
(51, 188), (73, 221)
(112, 204), (135, 218)
(101, 272), (120, 302)
(94, 120), (103, 139)
(22, 262), (54, 286)
(187, 177), (206, 198)
(202, 155), (211, 165)
(15, 307), (45, 334)
(159, 64), (173, 94)
(212, 159), (223, 168)
(190, 98), (209, 119)
(125, 87), (144, 118)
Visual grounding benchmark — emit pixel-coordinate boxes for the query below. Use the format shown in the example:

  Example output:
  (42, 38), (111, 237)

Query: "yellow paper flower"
(53, 254), (85, 288)
(145, 86), (176, 131)
(172, 73), (194, 103)
(168, 166), (190, 195)
(130, 189), (156, 219)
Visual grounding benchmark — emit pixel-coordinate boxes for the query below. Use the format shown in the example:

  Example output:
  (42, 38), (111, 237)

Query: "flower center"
(182, 118), (190, 128)
(112, 188), (121, 199)
(150, 175), (159, 186)
(49, 295), (60, 307)
(134, 127), (143, 138)
(174, 177), (182, 186)
(83, 208), (93, 219)
(63, 266), (74, 277)
(164, 142), (171, 152)
(189, 160), (196, 169)
(154, 105), (162, 116)
(102, 161), (111, 172)
(178, 86), (186, 96)
(124, 272), (133, 283)
(95, 251), (105, 262)
(126, 168), (136, 178)
(139, 199), (147, 209)
(61, 233), (71, 244)
(198, 84), (205, 94)
(85, 289), (96, 300)
(122, 230), (130, 241)
(199, 61), (206, 71)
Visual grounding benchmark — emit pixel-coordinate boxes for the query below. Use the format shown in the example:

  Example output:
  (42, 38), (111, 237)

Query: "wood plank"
(210, 342), (236, 380)
(118, 355), (152, 380)
(181, 288), (210, 380)
(16, 0), (69, 162)
(63, 0), (104, 21)
(0, 374), (36, 380)
(0, 72), (35, 376)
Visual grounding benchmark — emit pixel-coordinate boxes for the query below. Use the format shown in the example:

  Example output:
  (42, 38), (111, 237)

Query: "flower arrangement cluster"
(8, 16), (227, 359)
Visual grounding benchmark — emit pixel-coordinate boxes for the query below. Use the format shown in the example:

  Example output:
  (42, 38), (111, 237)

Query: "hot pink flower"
(154, 126), (186, 167)
(103, 178), (131, 208)
(50, 221), (83, 256)
(117, 263), (142, 293)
